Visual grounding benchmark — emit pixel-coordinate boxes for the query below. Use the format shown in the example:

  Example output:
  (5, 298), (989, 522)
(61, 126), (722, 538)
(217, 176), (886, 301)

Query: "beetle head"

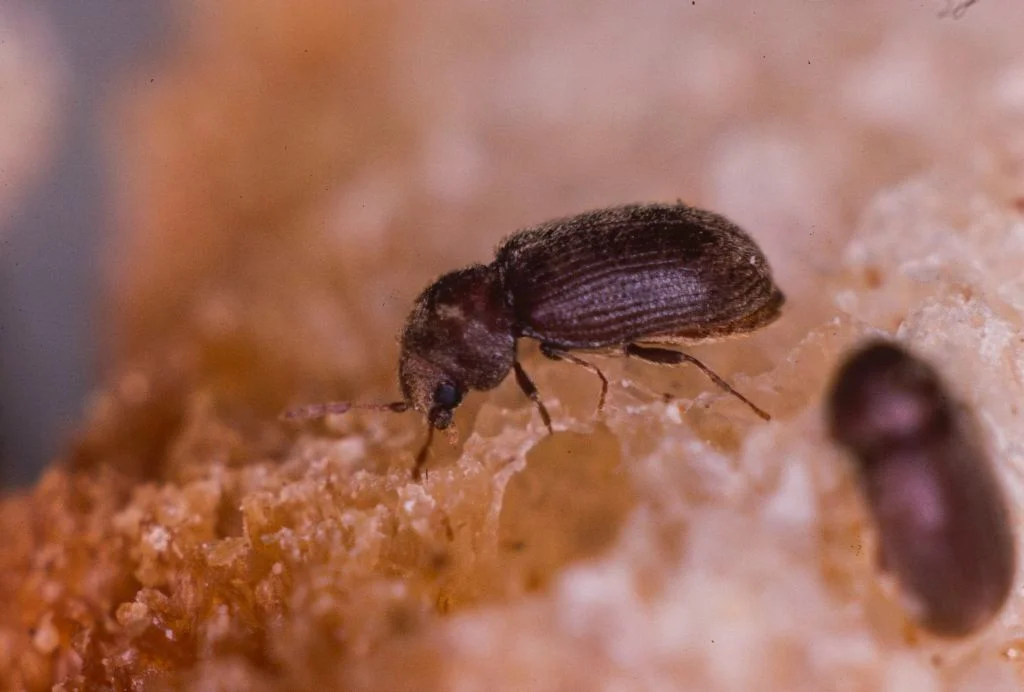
(828, 341), (949, 458)
(399, 264), (516, 429)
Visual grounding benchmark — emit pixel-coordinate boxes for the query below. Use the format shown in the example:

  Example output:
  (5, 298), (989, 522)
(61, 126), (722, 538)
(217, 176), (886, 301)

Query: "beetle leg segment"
(540, 344), (609, 415)
(512, 360), (554, 434)
(412, 425), (434, 481)
(625, 343), (771, 421)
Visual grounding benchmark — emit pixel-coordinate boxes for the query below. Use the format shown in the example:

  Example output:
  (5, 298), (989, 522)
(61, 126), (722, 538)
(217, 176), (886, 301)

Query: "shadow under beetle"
(285, 202), (785, 478)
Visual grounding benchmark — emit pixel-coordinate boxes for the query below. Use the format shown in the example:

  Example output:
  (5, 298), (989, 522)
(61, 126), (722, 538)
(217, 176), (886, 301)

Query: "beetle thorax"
(398, 264), (516, 415)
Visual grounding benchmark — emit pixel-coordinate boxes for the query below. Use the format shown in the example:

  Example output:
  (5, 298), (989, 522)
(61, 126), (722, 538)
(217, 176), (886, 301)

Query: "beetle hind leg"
(625, 343), (771, 421)
(540, 344), (609, 415)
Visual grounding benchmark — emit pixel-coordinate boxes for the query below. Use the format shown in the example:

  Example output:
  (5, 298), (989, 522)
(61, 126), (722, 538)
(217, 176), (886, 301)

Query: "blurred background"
(2, 0), (1024, 488)
(0, 1), (170, 486)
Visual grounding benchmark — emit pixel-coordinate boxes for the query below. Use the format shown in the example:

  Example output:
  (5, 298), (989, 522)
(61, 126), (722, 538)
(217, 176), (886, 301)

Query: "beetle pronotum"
(826, 340), (1016, 637)
(285, 202), (785, 478)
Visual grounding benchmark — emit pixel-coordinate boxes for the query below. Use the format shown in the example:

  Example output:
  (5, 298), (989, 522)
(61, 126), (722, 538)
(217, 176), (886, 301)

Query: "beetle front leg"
(512, 360), (554, 434)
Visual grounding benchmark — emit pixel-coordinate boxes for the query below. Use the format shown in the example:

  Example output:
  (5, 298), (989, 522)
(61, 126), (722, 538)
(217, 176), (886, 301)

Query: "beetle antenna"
(279, 400), (410, 422)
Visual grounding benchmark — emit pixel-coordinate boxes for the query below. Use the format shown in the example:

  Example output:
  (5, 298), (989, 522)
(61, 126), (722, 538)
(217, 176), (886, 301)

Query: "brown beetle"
(286, 202), (785, 477)
(826, 340), (1016, 637)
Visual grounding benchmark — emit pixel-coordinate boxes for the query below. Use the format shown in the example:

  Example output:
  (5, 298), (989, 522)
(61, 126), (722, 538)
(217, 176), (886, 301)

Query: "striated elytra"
(826, 340), (1016, 638)
(286, 202), (785, 478)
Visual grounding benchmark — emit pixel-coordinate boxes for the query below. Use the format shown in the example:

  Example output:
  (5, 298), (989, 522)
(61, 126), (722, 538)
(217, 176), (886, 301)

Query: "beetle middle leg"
(513, 360), (554, 434)
(624, 344), (771, 421)
(540, 344), (609, 415)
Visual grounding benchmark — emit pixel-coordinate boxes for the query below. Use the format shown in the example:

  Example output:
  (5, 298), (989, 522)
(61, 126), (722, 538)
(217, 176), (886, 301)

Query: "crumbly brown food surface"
(4, 1), (1024, 690)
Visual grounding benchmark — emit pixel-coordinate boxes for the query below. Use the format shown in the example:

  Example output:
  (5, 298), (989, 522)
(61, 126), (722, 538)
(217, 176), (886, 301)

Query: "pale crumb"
(32, 612), (59, 655)
(145, 525), (170, 552)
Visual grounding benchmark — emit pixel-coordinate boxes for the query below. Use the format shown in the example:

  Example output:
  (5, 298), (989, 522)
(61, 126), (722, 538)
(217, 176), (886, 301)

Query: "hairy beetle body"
(827, 341), (1016, 638)
(288, 201), (785, 478)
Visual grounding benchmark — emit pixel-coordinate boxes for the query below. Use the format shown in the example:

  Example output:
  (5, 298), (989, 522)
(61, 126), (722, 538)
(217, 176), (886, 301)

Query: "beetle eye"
(433, 382), (462, 408)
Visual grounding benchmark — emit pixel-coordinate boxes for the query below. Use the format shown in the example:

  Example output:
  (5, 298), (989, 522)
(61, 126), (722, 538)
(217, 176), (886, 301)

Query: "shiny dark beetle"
(827, 340), (1016, 638)
(287, 202), (785, 478)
